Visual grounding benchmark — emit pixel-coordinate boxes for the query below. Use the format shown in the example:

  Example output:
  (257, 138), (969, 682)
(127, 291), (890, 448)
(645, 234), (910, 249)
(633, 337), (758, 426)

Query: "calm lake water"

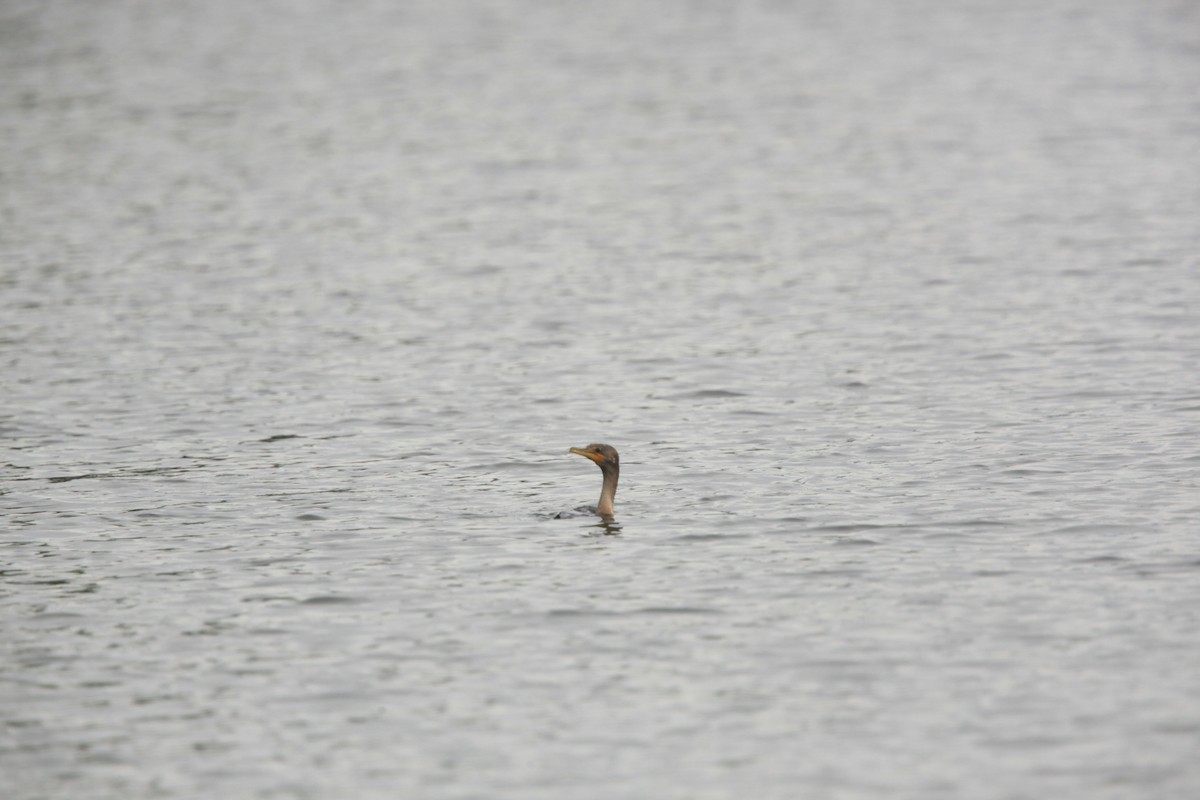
(3, 1), (1199, 798)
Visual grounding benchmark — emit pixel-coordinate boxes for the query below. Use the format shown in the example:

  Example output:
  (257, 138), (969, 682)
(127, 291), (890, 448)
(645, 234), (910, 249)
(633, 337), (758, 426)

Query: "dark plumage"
(568, 443), (620, 520)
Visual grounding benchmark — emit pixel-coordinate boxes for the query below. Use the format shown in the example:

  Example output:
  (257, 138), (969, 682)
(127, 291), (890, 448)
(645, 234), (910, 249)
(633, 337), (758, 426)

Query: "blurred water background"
(3, 1), (1199, 798)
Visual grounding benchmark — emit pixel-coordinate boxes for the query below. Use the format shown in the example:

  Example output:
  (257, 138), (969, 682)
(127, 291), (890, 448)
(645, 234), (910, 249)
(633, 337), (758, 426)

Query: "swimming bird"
(567, 443), (619, 521)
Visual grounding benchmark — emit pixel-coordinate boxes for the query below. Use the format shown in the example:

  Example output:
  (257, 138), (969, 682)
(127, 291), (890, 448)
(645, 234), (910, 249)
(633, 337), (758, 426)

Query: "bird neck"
(597, 468), (618, 519)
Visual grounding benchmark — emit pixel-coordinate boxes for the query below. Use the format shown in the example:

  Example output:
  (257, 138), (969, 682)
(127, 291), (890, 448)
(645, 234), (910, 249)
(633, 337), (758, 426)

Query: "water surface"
(3, 1), (1199, 798)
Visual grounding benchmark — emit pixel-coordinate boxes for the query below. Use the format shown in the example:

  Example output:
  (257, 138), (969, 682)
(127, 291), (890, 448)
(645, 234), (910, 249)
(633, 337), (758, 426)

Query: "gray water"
(3, 1), (1200, 798)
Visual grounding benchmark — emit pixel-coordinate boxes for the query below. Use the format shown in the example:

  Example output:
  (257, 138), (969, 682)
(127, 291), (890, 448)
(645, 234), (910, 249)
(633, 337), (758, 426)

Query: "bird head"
(569, 443), (619, 473)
